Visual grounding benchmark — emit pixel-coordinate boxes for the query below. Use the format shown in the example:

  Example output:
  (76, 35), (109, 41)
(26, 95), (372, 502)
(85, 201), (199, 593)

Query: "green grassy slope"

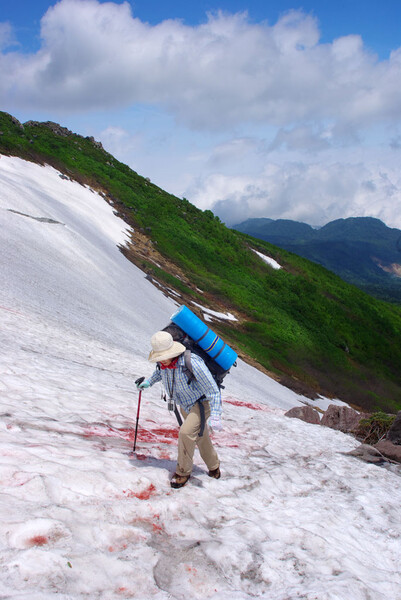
(1, 111), (401, 412)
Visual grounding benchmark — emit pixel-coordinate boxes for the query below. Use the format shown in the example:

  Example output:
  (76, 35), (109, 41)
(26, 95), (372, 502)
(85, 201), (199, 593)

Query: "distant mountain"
(232, 217), (401, 303)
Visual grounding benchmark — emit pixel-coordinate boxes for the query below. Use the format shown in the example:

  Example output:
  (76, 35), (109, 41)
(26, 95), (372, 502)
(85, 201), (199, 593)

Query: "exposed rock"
(386, 411), (401, 445)
(375, 440), (401, 463)
(345, 444), (388, 464)
(23, 121), (105, 150)
(25, 121), (73, 137)
(285, 405), (320, 424)
(86, 136), (104, 150)
(320, 404), (365, 433)
(10, 114), (24, 129)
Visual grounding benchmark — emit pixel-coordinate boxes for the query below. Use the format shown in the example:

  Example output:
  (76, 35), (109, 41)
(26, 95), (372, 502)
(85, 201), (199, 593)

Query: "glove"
(135, 377), (150, 390)
(209, 416), (223, 431)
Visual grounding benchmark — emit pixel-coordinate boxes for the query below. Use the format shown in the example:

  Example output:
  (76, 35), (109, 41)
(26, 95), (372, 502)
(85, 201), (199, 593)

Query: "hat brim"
(148, 340), (186, 363)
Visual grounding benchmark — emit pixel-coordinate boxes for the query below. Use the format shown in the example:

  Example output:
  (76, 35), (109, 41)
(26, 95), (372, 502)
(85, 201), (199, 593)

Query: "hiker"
(136, 330), (222, 489)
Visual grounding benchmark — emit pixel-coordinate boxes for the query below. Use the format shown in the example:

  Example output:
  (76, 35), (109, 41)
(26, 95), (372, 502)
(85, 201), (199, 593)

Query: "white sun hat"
(148, 331), (186, 363)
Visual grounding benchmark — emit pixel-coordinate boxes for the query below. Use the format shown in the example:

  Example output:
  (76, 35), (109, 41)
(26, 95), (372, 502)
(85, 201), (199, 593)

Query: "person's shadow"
(127, 452), (205, 485)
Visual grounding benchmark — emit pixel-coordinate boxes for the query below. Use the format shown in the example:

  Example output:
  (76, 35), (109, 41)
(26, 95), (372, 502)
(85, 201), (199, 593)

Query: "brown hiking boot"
(208, 467), (221, 479)
(170, 473), (190, 489)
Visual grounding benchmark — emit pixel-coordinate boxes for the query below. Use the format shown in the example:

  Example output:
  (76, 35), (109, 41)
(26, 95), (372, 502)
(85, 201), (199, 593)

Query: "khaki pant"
(176, 401), (220, 477)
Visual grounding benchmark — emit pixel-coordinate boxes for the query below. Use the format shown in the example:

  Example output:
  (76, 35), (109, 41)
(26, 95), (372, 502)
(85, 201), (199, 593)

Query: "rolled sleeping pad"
(170, 305), (237, 371)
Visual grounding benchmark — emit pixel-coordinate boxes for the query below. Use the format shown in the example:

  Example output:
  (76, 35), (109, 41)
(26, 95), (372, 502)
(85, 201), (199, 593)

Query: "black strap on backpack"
(197, 395), (206, 437)
(174, 406), (183, 427)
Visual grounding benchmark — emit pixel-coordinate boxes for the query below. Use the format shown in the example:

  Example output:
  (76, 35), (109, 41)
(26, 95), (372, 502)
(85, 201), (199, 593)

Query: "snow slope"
(0, 155), (400, 600)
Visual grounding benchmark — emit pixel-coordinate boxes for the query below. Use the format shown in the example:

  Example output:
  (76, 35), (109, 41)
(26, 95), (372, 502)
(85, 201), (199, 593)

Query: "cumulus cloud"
(2, 0), (401, 230)
(269, 126), (332, 152)
(0, 22), (15, 51)
(1, 0), (401, 131)
(188, 162), (401, 228)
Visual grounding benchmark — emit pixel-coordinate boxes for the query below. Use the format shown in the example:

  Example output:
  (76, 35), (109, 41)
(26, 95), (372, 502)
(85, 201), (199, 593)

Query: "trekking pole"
(133, 377), (145, 452)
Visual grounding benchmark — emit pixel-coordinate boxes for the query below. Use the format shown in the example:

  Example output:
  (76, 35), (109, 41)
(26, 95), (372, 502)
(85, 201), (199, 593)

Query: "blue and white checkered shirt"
(147, 353), (222, 419)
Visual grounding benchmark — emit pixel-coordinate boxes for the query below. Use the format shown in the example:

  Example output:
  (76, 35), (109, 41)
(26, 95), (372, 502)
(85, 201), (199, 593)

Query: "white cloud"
(0, 22), (15, 51)
(269, 126), (332, 152)
(188, 162), (401, 228)
(2, 1), (401, 231)
(1, 0), (401, 131)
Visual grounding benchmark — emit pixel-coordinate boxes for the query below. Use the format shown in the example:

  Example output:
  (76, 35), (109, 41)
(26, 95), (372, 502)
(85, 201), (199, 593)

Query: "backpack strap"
(183, 349), (196, 385)
(174, 406), (183, 427)
(197, 395), (206, 437)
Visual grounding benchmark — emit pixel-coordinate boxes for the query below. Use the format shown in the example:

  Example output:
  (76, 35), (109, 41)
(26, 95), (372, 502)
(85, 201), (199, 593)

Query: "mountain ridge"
(232, 216), (401, 303)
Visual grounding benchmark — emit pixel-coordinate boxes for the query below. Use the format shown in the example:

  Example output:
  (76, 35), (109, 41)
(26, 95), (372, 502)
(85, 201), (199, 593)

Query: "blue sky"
(1, 0), (401, 227)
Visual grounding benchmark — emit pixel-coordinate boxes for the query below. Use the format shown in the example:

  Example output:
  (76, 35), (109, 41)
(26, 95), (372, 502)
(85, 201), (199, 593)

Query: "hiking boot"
(170, 473), (190, 489)
(208, 467), (221, 479)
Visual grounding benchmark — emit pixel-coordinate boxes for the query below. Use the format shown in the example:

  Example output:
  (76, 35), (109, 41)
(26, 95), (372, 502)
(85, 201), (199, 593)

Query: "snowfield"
(1, 155), (400, 600)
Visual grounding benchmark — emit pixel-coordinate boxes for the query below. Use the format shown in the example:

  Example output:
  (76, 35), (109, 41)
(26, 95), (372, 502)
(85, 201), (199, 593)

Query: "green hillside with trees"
(233, 217), (401, 303)
(1, 111), (401, 413)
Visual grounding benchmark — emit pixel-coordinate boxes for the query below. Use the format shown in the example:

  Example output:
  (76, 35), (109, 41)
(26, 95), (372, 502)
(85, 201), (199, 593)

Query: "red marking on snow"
(158, 451), (171, 460)
(224, 398), (267, 411)
(82, 423), (178, 446)
(0, 305), (25, 316)
(211, 430), (242, 449)
(133, 514), (164, 534)
(82, 425), (135, 441)
(150, 513), (164, 533)
(185, 565), (197, 574)
(138, 427), (178, 444)
(115, 587), (135, 597)
(109, 541), (128, 552)
(123, 484), (156, 500)
(134, 453), (148, 460)
(28, 535), (48, 547)
(152, 522), (163, 533)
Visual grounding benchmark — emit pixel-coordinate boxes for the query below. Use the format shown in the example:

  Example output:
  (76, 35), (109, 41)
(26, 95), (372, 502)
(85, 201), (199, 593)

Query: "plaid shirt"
(148, 353), (222, 419)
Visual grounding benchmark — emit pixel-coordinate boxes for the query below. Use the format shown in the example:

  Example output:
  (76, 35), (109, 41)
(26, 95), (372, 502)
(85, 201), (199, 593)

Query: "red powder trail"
(224, 398), (267, 411)
(28, 535), (48, 547)
(82, 424), (178, 445)
(123, 484), (156, 500)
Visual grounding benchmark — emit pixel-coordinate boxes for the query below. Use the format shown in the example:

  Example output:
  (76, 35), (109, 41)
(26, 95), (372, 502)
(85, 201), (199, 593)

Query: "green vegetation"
(356, 412), (397, 445)
(233, 216), (401, 304)
(1, 111), (401, 412)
